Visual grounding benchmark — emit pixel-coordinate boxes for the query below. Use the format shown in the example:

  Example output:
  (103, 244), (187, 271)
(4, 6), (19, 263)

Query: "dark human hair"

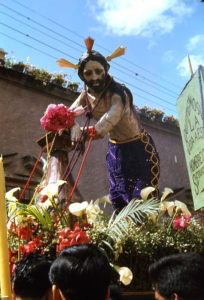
(13, 252), (53, 300)
(49, 243), (111, 300)
(78, 50), (135, 109)
(109, 79), (134, 108)
(148, 252), (204, 300)
(109, 284), (123, 300)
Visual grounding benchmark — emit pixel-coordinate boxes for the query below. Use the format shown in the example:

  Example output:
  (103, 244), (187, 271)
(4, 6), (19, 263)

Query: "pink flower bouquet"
(40, 104), (76, 132)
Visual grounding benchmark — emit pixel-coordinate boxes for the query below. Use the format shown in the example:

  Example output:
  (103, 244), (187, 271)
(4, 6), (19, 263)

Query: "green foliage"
(6, 184), (204, 291)
(68, 82), (80, 91)
(107, 198), (159, 239)
(163, 115), (179, 127)
(87, 199), (204, 291)
(3, 57), (81, 90)
(25, 205), (54, 230)
(137, 105), (178, 127)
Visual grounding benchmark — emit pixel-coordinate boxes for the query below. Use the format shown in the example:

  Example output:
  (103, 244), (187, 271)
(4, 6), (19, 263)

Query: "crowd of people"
(12, 243), (204, 300)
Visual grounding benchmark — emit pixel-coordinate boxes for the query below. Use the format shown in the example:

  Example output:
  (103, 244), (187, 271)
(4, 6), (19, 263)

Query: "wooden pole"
(0, 156), (12, 299)
(36, 133), (83, 229)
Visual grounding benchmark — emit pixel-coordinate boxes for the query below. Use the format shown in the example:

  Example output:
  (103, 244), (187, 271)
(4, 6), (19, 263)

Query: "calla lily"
(40, 180), (66, 199)
(86, 196), (111, 224)
(86, 200), (102, 223)
(114, 266), (133, 285)
(94, 195), (111, 206)
(6, 187), (21, 219)
(69, 201), (88, 217)
(37, 199), (53, 211)
(160, 201), (174, 216)
(140, 186), (155, 201)
(174, 200), (191, 216)
(5, 187), (20, 201)
(161, 187), (174, 201)
(160, 200), (191, 217)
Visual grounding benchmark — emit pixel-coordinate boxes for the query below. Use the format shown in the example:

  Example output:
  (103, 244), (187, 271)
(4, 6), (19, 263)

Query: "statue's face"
(82, 60), (106, 93)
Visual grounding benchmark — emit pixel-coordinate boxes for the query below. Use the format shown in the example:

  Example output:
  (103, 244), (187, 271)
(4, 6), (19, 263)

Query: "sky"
(0, 0), (204, 117)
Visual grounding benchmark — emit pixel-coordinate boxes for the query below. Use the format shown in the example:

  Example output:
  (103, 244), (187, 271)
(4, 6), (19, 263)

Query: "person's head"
(49, 243), (111, 300)
(78, 51), (110, 93)
(13, 252), (53, 300)
(109, 284), (123, 300)
(148, 252), (204, 300)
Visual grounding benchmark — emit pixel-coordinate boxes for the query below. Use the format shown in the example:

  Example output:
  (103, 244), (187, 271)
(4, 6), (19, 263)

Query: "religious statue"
(57, 37), (160, 211)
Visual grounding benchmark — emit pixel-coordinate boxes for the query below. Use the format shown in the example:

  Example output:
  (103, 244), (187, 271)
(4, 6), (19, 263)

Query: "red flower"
(8, 222), (15, 231)
(57, 238), (71, 253)
(73, 223), (80, 232)
(69, 226), (90, 246)
(40, 104), (75, 132)
(32, 235), (43, 248)
(17, 226), (33, 241)
(58, 227), (71, 242)
(75, 230), (90, 244)
(21, 240), (41, 255)
(24, 242), (36, 253)
(173, 214), (191, 231)
(9, 248), (17, 260)
(19, 235), (43, 256)
(56, 224), (91, 254)
(81, 223), (93, 230)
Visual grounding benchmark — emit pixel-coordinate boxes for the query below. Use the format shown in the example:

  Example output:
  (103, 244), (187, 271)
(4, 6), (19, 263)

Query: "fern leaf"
(108, 198), (159, 239)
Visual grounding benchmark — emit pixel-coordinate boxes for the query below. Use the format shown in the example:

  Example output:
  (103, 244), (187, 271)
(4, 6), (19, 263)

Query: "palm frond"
(108, 209), (117, 227)
(7, 200), (28, 221)
(101, 240), (115, 252)
(7, 201), (18, 220)
(7, 197), (69, 230)
(23, 205), (53, 230)
(108, 197), (159, 239)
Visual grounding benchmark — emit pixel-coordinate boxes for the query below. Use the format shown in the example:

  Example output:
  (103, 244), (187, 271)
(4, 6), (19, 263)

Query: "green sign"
(176, 65), (204, 210)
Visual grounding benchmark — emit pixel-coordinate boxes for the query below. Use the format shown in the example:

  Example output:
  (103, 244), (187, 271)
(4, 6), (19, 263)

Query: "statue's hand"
(70, 122), (81, 142)
(88, 126), (103, 139)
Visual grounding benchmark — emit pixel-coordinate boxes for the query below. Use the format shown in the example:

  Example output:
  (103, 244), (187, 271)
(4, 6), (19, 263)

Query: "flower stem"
(167, 211), (177, 234)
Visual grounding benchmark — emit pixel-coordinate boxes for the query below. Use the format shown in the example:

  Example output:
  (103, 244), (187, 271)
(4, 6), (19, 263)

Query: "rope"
(18, 150), (43, 202)
(28, 133), (57, 206)
(61, 117), (90, 181)
(42, 137), (93, 251)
